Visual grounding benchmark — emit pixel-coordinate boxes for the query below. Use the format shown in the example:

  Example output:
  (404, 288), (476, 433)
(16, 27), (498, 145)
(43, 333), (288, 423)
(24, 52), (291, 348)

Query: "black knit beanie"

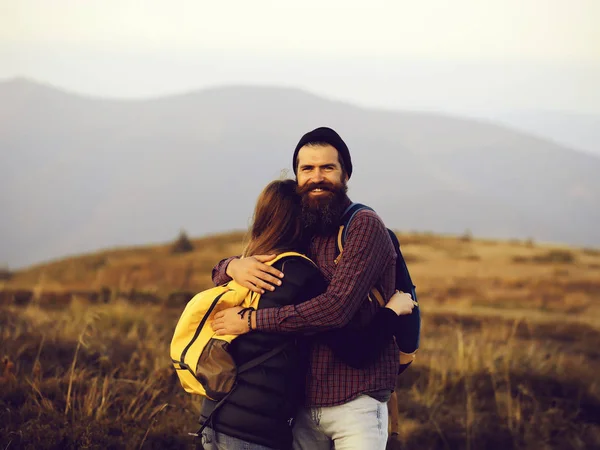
(292, 127), (353, 179)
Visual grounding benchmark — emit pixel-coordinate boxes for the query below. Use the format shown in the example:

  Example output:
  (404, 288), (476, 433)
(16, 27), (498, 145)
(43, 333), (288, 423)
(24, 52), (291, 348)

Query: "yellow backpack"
(170, 251), (313, 402)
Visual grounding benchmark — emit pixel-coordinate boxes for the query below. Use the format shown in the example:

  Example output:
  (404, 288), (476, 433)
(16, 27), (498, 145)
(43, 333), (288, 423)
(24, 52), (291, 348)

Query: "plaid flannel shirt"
(212, 208), (399, 407)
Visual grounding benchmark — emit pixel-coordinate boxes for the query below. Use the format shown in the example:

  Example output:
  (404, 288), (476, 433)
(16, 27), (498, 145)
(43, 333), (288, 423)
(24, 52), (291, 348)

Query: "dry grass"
(1, 301), (199, 449)
(2, 231), (600, 449)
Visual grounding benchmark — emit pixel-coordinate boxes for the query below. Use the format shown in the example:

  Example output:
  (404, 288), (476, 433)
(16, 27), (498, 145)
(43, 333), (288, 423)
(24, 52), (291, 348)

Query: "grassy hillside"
(1, 231), (600, 449)
(1, 231), (248, 298)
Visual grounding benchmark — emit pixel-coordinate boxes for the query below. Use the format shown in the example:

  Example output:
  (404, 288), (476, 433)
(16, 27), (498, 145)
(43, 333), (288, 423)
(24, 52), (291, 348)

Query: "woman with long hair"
(198, 179), (412, 450)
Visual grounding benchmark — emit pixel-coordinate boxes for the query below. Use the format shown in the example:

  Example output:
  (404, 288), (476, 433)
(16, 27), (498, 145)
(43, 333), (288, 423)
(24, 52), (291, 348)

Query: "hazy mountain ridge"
(1, 78), (599, 268)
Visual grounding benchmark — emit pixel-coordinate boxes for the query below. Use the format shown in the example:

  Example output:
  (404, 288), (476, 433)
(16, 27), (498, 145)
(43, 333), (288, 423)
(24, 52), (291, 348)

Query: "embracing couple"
(200, 127), (416, 450)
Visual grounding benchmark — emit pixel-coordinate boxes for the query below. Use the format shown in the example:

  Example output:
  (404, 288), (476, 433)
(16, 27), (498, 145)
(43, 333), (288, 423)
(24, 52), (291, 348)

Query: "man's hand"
(385, 291), (416, 316)
(212, 306), (252, 336)
(226, 254), (284, 294)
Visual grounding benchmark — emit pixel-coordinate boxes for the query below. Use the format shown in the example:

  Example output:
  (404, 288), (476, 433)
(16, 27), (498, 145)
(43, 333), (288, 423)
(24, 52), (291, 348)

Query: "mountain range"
(1, 78), (599, 268)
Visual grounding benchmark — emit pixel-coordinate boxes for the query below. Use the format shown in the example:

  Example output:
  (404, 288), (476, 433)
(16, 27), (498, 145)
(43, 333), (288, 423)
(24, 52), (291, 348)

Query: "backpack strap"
(335, 203), (385, 307)
(335, 203), (421, 365)
(237, 341), (290, 374)
(229, 252), (317, 304)
(191, 341), (290, 439)
(387, 230), (417, 302)
(270, 251), (317, 268)
(335, 203), (373, 264)
(336, 203), (373, 254)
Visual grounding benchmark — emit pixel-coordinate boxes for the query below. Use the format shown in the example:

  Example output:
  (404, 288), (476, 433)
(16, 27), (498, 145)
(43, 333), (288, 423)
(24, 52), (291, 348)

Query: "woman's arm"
(319, 291), (415, 368)
(319, 307), (398, 368)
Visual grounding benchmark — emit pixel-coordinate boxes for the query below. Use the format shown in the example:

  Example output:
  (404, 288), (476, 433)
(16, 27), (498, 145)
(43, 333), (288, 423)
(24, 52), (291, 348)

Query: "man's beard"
(297, 180), (349, 237)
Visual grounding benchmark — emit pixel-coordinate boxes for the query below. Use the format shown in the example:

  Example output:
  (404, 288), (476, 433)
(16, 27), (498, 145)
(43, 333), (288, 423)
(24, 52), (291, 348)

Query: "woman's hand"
(212, 306), (251, 335)
(385, 290), (416, 316)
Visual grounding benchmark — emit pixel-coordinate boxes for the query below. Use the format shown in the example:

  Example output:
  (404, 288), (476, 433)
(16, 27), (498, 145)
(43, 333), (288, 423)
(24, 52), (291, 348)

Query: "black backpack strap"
(336, 203), (421, 361)
(387, 230), (421, 354)
(341, 203), (374, 246)
(337, 203), (373, 255)
(336, 203), (387, 307)
(191, 341), (290, 440)
(237, 341), (290, 374)
(387, 230), (417, 302)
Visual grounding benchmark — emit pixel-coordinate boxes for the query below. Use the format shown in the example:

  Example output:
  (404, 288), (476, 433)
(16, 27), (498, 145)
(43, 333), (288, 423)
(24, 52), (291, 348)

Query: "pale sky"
(3, 0), (599, 62)
(1, 0), (599, 114)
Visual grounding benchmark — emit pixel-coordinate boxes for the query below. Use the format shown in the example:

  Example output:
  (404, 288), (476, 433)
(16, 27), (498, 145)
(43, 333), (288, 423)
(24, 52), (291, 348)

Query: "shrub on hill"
(0, 265), (11, 281)
(171, 230), (194, 254)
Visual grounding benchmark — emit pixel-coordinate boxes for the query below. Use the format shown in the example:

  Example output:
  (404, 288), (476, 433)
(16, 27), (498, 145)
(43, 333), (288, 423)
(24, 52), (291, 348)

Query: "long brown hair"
(242, 179), (306, 257)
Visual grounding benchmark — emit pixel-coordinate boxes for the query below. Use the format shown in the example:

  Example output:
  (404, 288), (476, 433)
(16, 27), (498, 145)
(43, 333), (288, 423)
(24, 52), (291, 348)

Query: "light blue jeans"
(292, 395), (388, 450)
(200, 427), (278, 450)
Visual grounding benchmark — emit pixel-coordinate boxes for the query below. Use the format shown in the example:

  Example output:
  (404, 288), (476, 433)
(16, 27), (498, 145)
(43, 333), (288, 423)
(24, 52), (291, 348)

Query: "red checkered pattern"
(212, 209), (399, 407)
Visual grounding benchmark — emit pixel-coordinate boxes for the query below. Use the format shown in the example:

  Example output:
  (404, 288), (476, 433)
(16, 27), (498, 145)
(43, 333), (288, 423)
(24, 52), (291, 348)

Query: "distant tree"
(100, 286), (111, 303)
(460, 229), (473, 242)
(171, 230), (194, 254)
(0, 264), (11, 281)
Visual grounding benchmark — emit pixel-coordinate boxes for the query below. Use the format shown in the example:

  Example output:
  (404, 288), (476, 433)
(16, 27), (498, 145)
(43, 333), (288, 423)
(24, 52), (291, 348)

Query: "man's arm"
(255, 211), (396, 333)
(212, 256), (237, 286)
(211, 255), (284, 291)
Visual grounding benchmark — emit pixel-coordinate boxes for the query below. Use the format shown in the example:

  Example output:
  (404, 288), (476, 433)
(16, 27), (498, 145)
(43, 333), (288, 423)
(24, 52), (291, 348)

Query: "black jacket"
(200, 256), (327, 450)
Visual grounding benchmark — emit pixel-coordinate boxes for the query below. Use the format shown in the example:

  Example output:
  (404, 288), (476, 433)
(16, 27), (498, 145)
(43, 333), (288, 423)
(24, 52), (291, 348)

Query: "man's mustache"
(297, 182), (336, 195)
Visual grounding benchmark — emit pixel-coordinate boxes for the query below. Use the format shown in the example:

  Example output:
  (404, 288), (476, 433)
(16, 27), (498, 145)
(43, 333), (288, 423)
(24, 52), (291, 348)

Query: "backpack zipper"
(179, 289), (232, 374)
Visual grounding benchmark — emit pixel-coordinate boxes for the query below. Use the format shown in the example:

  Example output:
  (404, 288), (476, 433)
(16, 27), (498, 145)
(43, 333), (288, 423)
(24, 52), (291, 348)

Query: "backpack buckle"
(334, 251), (342, 265)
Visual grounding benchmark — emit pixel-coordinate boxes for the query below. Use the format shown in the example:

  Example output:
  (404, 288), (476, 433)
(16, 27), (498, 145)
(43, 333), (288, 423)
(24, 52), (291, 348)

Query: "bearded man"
(210, 127), (399, 449)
